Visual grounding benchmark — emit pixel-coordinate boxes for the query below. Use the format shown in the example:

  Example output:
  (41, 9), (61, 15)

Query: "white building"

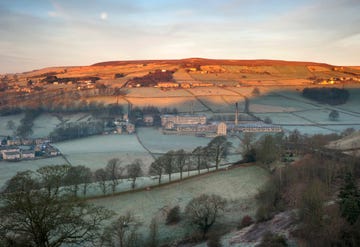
(217, 122), (227, 136)
(2, 151), (21, 160)
(21, 150), (35, 159)
(161, 114), (207, 127)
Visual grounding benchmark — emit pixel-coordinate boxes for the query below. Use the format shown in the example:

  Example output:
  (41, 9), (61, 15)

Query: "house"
(7, 138), (22, 146)
(157, 82), (179, 88)
(45, 147), (60, 156)
(2, 151), (21, 160)
(126, 123), (135, 134)
(143, 115), (154, 126)
(1, 146), (20, 157)
(21, 150), (35, 159)
(180, 83), (191, 88)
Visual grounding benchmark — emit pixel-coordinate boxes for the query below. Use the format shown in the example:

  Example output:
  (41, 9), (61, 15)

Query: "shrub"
(207, 233), (222, 247)
(166, 205), (181, 225)
(238, 215), (254, 229)
(256, 205), (273, 222)
(257, 231), (288, 247)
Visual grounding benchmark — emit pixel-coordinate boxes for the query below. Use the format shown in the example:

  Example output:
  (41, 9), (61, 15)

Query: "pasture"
(91, 165), (269, 244)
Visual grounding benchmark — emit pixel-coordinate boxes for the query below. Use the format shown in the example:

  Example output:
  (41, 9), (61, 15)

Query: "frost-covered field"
(283, 126), (339, 135)
(336, 88), (360, 113)
(295, 109), (360, 125)
(55, 135), (145, 154)
(126, 97), (208, 112)
(137, 127), (211, 153)
(91, 166), (269, 245)
(199, 95), (247, 113)
(187, 87), (239, 96)
(126, 87), (192, 97)
(249, 94), (310, 113)
(32, 113), (61, 138)
(54, 134), (154, 170)
(0, 156), (67, 188)
(254, 112), (312, 125)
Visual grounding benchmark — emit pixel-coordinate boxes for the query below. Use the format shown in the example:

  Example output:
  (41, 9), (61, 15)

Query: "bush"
(329, 110), (339, 121)
(257, 231), (288, 247)
(256, 205), (273, 222)
(166, 206), (181, 225)
(238, 215), (254, 229)
(252, 87), (260, 96)
(207, 233), (222, 247)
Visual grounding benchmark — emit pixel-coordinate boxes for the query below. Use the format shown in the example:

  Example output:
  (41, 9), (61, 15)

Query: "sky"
(0, 0), (359, 73)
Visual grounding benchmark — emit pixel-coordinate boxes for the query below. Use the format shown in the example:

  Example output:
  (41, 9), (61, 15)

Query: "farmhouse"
(1, 146), (20, 157)
(45, 147), (60, 156)
(191, 82), (214, 87)
(157, 82), (179, 88)
(126, 123), (135, 134)
(6, 138), (22, 146)
(2, 151), (21, 161)
(143, 115), (154, 126)
(21, 150), (35, 159)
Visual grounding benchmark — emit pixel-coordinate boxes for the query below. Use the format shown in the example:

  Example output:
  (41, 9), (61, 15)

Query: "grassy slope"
(90, 165), (269, 244)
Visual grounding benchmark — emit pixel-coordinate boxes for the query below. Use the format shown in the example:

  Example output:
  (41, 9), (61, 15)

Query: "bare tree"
(101, 212), (142, 247)
(252, 87), (260, 96)
(106, 158), (124, 193)
(2, 170), (39, 193)
(185, 194), (227, 239)
(94, 168), (108, 195)
(162, 151), (175, 182)
(192, 146), (209, 174)
(241, 132), (255, 155)
(64, 165), (93, 196)
(255, 135), (281, 168)
(149, 158), (164, 184)
(127, 159), (143, 189)
(174, 149), (187, 180)
(329, 109), (340, 121)
(0, 169), (111, 247)
(37, 165), (70, 196)
(147, 218), (159, 247)
(206, 136), (232, 170)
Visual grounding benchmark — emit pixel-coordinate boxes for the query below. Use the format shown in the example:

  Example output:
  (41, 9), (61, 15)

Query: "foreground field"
(91, 165), (269, 245)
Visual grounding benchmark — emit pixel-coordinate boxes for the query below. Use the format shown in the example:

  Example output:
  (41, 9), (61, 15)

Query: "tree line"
(149, 136), (232, 184)
(302, 87), (350, 105)
(0, 137), (230, 198)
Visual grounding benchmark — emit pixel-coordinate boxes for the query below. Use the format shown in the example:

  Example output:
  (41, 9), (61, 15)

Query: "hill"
(327, 131), (360, 156)
(7, 58), (360, 84)
(1, 58), (359, 113)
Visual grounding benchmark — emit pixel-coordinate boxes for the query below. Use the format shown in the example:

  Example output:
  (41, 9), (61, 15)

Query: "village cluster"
(0, 138), (60, 161)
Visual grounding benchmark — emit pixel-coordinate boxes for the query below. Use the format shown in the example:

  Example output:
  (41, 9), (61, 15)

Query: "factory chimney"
(235, 102), (239, 125)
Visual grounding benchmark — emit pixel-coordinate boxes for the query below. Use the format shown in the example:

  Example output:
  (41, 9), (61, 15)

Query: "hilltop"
(0, 58), (359, 112)
(3, 58), (360, 86)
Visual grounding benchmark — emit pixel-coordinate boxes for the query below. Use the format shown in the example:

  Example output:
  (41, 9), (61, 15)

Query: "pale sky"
(0, 0), (359, 73)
